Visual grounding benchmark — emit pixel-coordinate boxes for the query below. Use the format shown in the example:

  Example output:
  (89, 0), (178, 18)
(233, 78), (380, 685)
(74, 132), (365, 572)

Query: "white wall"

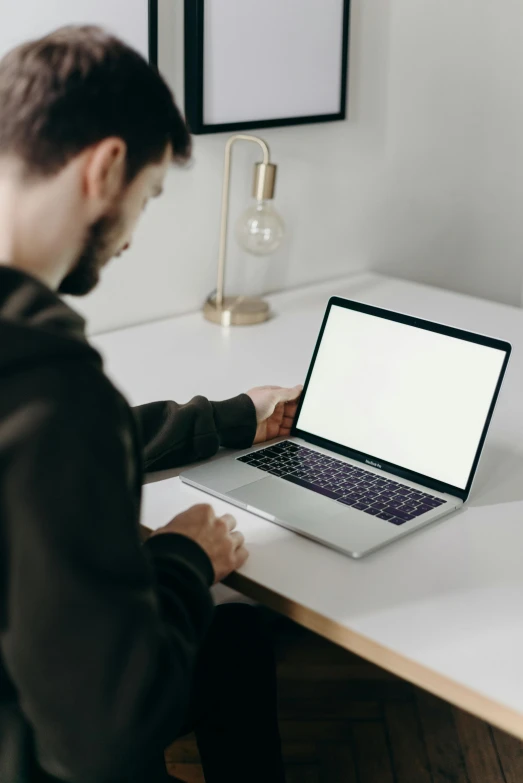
(71, 0), (523, 334)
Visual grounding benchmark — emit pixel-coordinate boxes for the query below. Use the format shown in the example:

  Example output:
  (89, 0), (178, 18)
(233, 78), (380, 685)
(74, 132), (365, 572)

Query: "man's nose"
(116, 242), (131, 258)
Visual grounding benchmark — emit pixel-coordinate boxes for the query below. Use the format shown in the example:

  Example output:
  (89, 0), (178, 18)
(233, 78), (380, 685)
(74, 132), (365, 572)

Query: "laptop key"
(424, 497), (444, 508)
(339, 496), (357, 506)
(390, 516), (408, 526)
(282, 474), (341, 501)
(389, 509), (414, 521)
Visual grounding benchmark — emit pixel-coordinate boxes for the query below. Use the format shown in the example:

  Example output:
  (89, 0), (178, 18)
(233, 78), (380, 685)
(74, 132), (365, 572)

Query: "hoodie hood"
(0, 266), (102, 374)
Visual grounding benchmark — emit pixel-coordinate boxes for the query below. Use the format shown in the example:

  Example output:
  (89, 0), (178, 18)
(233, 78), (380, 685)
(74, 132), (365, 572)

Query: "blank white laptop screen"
(296, 305), (507, 490)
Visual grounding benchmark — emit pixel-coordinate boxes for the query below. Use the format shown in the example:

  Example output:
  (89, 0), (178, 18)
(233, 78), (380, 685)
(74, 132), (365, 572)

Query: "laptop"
(181, 296), (511, 558)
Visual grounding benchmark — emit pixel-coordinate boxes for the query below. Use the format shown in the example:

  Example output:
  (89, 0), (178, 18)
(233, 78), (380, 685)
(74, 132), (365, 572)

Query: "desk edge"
(225, 572), (523, 741)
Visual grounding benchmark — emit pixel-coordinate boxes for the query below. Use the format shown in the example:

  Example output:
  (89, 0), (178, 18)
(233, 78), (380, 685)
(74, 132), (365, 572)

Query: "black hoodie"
(0, 267), (257, 783)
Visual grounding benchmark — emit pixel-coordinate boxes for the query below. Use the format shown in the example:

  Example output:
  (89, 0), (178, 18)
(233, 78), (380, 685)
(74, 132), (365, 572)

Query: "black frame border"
(292, 296), (512, 502)
(149, 0), (159, 67)
(184, 0), (351, 135)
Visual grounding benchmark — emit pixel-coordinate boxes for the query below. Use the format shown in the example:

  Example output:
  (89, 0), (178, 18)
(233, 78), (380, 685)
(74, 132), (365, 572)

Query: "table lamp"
(203, 134), (285, 326)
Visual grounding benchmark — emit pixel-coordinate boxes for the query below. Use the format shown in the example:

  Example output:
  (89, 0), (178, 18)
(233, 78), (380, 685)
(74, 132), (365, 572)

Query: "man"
(0, 26), (301, 783)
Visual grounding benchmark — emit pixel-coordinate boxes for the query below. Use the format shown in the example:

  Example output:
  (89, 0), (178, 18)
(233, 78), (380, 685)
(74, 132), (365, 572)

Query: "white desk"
(94, 273), (523, 739)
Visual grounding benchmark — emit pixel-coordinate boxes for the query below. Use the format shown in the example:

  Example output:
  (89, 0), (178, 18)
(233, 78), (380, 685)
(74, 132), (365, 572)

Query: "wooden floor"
(165, 615), (523, 783)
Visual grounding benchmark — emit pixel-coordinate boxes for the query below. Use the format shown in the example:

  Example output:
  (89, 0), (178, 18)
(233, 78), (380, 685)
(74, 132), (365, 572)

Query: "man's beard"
(58, 208), (125, 297)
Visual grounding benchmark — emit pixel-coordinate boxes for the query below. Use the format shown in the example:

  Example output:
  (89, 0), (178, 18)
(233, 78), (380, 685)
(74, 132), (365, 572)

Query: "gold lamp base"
(203, 295), (270, 326)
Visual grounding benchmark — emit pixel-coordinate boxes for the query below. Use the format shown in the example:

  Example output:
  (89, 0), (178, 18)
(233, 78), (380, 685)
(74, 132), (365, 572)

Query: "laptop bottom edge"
(180, 475), (460, 559)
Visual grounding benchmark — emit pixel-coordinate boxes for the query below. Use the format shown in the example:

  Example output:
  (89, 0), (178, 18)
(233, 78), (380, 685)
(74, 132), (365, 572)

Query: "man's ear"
(83, 138), (127, 214)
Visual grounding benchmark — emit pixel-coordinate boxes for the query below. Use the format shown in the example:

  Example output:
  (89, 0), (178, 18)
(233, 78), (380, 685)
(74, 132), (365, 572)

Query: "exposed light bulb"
(235, 200), (285, 257)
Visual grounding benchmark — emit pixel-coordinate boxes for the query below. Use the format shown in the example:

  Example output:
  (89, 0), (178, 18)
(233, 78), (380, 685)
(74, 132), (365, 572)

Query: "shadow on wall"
(367, 0), (523, 308)
(469, 441), (523, 507)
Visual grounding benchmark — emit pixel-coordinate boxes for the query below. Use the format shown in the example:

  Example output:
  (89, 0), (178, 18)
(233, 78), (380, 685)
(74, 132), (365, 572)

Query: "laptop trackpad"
(229, 476), (340, 525)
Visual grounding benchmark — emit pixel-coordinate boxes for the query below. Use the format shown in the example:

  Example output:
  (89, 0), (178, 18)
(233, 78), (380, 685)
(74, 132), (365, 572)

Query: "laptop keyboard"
(237, 441), (447, 526)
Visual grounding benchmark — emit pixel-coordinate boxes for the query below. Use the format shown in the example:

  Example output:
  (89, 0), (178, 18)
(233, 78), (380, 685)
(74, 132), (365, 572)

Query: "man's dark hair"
(0, 25), (191, 181)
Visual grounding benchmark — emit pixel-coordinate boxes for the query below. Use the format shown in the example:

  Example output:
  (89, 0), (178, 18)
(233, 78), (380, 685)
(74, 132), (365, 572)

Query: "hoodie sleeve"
(134, 394), (258, 472)
(0, 369), (215, 783)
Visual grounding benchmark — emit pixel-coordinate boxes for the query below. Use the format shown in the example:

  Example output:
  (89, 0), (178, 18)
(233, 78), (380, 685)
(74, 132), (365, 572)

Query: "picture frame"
(184, 0), (351, 135)
(0, 1), (158, 66)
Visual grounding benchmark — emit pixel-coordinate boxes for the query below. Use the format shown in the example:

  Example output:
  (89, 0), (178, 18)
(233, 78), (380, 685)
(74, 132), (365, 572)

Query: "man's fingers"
(285, 384), (303, 400)
(230, 530), (245, 550)
(272, 384), (303, 404)
(221, 513), (237, 532)
(235, 546), (250, 569)
(281, 415), (294, 428)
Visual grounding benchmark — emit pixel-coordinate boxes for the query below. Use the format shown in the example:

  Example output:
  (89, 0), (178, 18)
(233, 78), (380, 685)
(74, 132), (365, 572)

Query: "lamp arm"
(216, 135), (271, 308)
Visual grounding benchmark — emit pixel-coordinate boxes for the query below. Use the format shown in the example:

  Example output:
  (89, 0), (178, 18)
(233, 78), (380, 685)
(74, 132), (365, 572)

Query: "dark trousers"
(38, 604), (285, 783)
(167, 602), (286, 783)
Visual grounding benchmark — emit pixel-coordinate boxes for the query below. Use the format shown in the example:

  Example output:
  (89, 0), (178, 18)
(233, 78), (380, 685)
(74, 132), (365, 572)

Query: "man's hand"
(247, 385), (303, 444)
(151, 504), (248, 583)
